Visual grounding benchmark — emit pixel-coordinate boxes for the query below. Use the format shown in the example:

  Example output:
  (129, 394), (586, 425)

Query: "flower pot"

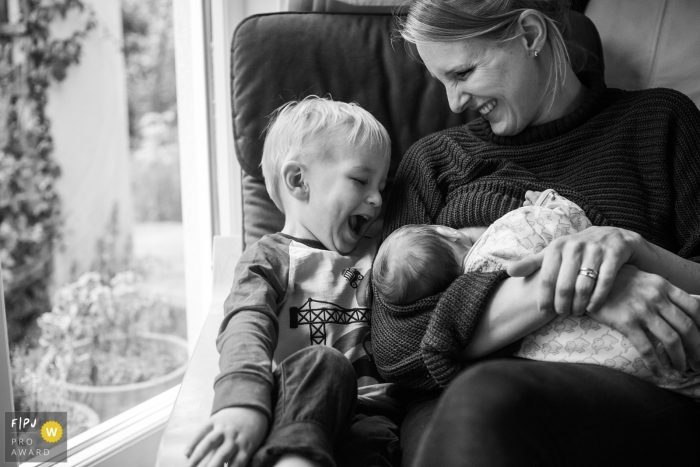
(64, 332), (188, 422)
(67, 401), (100, 436)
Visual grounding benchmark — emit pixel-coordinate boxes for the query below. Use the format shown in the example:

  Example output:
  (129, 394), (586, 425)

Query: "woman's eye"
(352, 178), (368, 186)
(455, 68), (473, 79)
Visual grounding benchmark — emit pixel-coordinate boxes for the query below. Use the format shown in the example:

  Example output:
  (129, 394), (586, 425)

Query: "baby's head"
(262, 96), (391, 254)
(374, 225), (470, 305)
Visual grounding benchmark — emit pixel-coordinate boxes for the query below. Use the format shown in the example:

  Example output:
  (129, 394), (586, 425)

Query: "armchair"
(156, 9), (603, 466)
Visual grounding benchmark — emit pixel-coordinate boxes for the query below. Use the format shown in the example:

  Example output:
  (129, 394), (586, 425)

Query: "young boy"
(373, 189), (700, 399)
(185, 97), (400, 467)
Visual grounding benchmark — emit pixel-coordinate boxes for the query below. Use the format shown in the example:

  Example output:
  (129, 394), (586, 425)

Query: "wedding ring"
(579, 268), (599, 280)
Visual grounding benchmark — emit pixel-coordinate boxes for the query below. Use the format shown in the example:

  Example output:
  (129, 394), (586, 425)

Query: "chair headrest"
(231, 11), (603, 180)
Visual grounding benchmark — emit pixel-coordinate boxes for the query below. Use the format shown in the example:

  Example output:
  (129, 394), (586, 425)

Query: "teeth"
(479, 100), (497, 115)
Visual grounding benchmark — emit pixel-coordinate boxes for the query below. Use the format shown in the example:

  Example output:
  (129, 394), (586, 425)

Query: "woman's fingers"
(645, 312), (687, 372)
(585, 249), (626, 315)
(537, 247), (563, 315)
(553, 248), (582, 316)
(506, 251), (544, 278)
(592, 266), (700, 374)
(667, 287), (700, 361)
(571, 245), (605, 316)
(511, 227), (640, 318)
(623, 327), (664, 377)
(669, 289), (700, 329)
(571, 272), (598, 317)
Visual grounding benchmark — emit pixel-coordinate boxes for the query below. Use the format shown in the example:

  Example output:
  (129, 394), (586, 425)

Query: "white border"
(172, 0), (214, 350)
(210, 2), (244, 238)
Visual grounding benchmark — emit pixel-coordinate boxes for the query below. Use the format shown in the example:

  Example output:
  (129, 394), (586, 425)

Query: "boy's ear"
(281, 160), (309, 201)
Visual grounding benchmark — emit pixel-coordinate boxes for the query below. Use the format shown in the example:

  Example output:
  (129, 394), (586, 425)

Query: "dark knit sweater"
(372, 72), (700, 390)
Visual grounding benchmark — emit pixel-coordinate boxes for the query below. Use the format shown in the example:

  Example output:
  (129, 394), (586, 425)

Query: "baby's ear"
(281, 160), (308, 201)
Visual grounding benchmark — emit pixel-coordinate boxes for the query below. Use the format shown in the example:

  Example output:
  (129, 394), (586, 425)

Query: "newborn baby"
(373, 189), (700, 399)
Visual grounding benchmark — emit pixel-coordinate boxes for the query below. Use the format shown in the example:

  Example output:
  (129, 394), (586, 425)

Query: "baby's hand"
(185, 407), (269, 467)
(523, 190), (542, 207)
(434, 226), (486, 247)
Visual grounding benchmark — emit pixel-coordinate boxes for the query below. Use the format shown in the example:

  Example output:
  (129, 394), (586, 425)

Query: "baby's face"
(301, 137), (389, 254)
(432, 226), (473, 267)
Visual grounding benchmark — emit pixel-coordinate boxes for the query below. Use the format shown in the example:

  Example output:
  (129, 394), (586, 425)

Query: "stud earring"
(534, 50), (539, 58)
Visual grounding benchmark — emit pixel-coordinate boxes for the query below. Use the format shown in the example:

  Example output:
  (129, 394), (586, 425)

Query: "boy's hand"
(523, 190), (542, 206)
(185, 407), (269, 467)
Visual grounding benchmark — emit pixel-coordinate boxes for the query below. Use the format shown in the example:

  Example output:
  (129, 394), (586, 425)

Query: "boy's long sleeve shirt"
(212, 233), (393, 420)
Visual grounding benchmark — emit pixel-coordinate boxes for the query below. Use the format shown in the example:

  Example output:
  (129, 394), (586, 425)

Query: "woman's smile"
(478, 99), (497, 116)
(417, 38), (548, 136)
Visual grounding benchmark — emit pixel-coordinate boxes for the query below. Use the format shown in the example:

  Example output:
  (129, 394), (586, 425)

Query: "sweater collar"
(278, 232), (328, 250)
(469, 71), (606, 146)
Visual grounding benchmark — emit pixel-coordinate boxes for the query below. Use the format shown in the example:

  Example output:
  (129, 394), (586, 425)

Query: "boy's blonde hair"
(261, 96), (391, 212)
(374, 225), (462, 305)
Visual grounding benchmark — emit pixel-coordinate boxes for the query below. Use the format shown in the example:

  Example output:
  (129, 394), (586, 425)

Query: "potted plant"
(37, 271), (188, 421)
(11, 346), (100, 437)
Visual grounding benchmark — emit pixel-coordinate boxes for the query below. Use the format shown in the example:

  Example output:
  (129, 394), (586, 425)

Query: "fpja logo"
(4, 412), (68, 463)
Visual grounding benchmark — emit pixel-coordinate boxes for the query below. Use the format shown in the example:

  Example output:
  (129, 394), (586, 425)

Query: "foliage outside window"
(4, 0), (186, 430)
(0, 0), (94, 343)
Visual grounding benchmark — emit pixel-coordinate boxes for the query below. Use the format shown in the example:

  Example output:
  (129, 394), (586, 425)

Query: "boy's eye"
(352, 178), (367, 186)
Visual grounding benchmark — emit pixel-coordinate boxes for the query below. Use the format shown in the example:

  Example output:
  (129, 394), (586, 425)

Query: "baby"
(374, 189), (700, 399)
(186, 97), (400, 467)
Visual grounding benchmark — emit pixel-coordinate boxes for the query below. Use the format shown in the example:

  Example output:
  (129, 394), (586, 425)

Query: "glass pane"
(2, 0), (186, 437)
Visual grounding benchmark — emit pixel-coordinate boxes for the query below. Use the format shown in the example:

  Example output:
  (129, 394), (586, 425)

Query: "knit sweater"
(371, 72), (700, 390)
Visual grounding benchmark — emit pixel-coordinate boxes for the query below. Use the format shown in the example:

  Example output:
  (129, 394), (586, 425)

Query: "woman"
(371, 0), (700, 465)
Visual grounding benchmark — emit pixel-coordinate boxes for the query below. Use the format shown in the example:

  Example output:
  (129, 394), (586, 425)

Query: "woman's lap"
(404, 358), (700, 467)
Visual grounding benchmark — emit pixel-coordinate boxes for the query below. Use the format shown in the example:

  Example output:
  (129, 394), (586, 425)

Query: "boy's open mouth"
(348, 214), (371, 235)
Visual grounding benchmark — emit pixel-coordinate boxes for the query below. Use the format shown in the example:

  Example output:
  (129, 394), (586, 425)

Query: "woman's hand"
(185, 407), (268, 467)
(589, 264), (700, 375)
(507, 226), (644, 316)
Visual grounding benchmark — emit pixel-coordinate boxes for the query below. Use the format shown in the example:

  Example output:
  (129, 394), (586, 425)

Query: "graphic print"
(290, 298), (370, 345)
(341, 267), (364, 288)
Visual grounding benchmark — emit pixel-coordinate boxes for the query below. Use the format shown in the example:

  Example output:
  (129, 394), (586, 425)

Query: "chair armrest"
(155, 235), (242, 466)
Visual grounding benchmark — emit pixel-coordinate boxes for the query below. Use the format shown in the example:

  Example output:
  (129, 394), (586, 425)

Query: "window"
(1, 0), (281, 463)
(1, 0), (189, 453)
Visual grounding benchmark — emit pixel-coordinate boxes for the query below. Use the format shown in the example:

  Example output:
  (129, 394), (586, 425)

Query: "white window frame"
(173, 0), (215, 350)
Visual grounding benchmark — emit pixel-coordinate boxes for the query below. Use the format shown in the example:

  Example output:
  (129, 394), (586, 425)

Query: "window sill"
(22, 385), (179, 467)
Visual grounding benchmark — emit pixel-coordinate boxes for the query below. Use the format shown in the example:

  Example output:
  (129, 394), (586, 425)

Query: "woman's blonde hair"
(397, 0), (572, 103)
(261, 96), (391, 212)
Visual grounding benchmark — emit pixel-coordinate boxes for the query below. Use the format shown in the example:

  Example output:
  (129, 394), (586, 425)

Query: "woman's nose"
(447, 87), (469, 114)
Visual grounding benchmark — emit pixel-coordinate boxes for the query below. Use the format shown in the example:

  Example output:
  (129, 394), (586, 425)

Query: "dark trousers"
(402, 358), (700, 467)
(253, 346), (400, 467)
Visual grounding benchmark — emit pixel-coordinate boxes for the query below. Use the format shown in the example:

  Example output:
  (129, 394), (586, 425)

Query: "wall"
(46, 0), (132, 286)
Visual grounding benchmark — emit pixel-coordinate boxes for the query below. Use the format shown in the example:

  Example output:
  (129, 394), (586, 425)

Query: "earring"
(534, 50), (539, 58)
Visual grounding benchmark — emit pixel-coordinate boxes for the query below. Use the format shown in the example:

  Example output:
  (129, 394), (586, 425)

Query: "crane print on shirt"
(275, 238), (384, 387)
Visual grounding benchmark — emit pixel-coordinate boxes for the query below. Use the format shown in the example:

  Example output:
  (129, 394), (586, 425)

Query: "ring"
(579, 268), (599, 280)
